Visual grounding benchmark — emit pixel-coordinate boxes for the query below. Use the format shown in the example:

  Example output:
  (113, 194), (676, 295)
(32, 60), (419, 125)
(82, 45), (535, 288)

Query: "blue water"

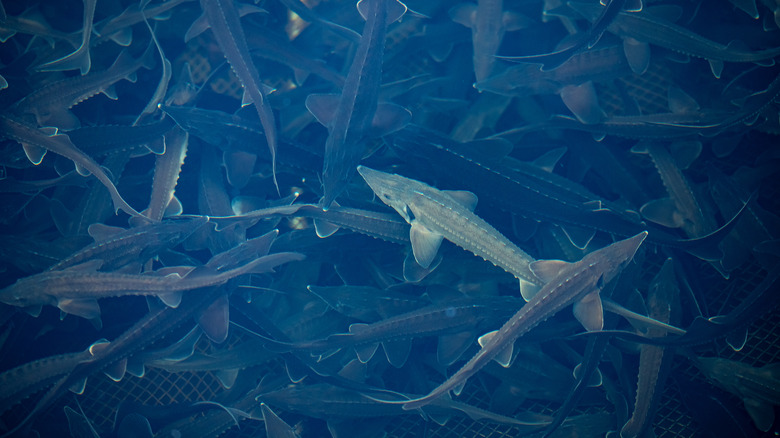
(0, 0), (779, 437)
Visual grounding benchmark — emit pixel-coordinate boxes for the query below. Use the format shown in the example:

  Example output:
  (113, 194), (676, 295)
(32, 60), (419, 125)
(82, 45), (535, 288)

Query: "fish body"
(695, 356), (780, 432)
(399, 231), (647, 410)
(450, 0), (530, 82)
(308, 0), (409, 209)
(50, 216), (207, 272)
(189, 0), (279, 188)
(0, 248), (303, 319)
(621, 258), (679, 438)
(266, 295), (525, 367)
(0, 114), (142, 217)
(357, 165), (542, 293)
(500, 0), (641, 70)
(17, 49), (153, 129)
(477, 44), (632, 97)
(569, 1), (780, 77)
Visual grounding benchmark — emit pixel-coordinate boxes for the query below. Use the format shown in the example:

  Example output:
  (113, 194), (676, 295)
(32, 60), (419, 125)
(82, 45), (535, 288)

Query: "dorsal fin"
(477, 330), (498, 348)
(668, 86), (700, 113)
(87, 223), (125, 242)
(532, 147), (566, 173)
(670, 141), (702, 170)
(529, 259), (570, 283)
(442, 190), (478, 211)
(66, 259), (105, 272)
(89, 339), (111, 356)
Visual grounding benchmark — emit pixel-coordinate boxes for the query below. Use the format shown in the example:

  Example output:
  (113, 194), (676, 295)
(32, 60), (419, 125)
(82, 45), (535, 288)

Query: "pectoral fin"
(573, 363), (603, 387)
(744, 397), (774, 432)
(437, 332), (475, 366)
(216, 368), (239, 389)
(382, 339), (412, 368)
(403, 250), (440, 282)
(573, 290), (604, 331)
(223, 150), (256, 189)
(726, 327), (748, 352)
(58, 298), (101, 320)
(158, 291), (183, 308)
(559, 81), (605, 125)
(495, 345), (514, 368)
(623, 37), (650, 75)
(198, 294), (229, 344)
(410, 221), (444, 269)
(22, 143), (47, 165)
(640, 197), (685, 229)
(520, 280), (541, 302)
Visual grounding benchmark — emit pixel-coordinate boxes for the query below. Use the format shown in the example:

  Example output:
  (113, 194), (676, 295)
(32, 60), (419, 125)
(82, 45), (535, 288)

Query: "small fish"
(621, 258), (680, 438)
(0, 114), (143, 217)
(568, 1), (780, 78)
(0, 240), (304, 320)
(0, 347), (93, 416)
(572, 266), (780, 348)
(449, 0), (531, 83)
(187, 0), (280, 191)
(259, 382), (550, 431)
(307, 0), (410, 209)
(93, 0), (195, 47)
(632, 141), (716, 239)
(51, 216), (206, 273)
(258, 294), (526, 368)
(694, 356), (780, 432)
(358, 165), (543, 297)
(0, 6), (81, 49)
(16, 48), (155, 130)
(499, 0), (642, 71)
(478, 44), (630, 124)
(1, 231), (301, 437)
(379, 231), (647, 410)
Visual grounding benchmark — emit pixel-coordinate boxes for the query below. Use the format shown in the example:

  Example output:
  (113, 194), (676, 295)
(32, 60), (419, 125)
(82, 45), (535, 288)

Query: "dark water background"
(1, 0), (779, 436)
